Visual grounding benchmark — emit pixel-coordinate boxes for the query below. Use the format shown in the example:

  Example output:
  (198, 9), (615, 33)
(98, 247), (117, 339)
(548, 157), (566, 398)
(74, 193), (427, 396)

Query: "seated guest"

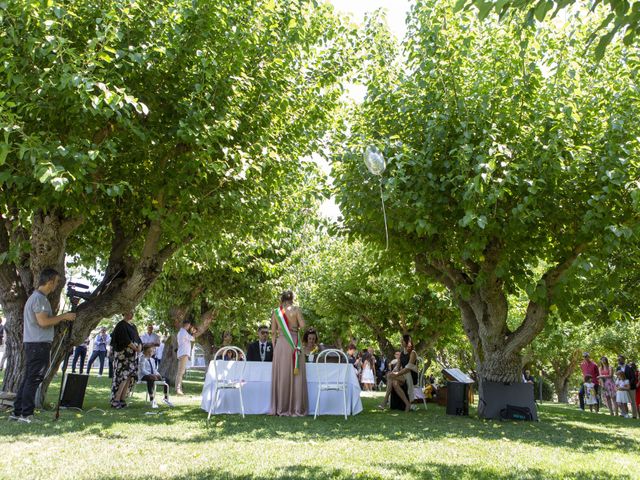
(139, 345), (173, 408)
(376, 353), (389, 387)
(215, 331), (242, 360)
(378, 335), (418, 412)
(246, 325), (273, 362)
(140, 324), (161, 347)
(302, 328), (320, 362)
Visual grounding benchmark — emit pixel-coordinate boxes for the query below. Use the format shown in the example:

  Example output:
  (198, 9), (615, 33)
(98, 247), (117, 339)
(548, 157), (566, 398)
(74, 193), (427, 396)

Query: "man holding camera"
(10, 268), (76, 423)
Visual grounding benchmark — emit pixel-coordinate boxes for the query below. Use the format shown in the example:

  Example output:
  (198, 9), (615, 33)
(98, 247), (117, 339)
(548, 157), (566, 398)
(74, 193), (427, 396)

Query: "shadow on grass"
(2, 372), (638, 456)
(91, 462), (633, 480)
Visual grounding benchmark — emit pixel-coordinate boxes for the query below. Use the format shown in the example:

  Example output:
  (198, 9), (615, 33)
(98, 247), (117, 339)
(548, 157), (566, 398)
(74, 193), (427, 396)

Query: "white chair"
(135, 379), (169, 403)
(314, 349), (350, 420)
(413, 356), (428, 410)
(206, 346), (246, 421)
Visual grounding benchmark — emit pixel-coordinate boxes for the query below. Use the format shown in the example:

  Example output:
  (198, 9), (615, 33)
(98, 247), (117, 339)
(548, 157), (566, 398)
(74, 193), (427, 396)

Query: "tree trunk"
(159, 334), (178, 386)
(1, 212), (182, 404)
(554, 377), (571, 403)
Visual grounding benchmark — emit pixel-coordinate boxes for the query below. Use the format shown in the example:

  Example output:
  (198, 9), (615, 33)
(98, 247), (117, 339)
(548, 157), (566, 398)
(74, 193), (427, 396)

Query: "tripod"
(53, 321), (75, 421)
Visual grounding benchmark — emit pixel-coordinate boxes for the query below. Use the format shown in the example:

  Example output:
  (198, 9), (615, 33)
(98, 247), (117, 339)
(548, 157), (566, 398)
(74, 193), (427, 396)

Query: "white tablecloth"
(200, 360), (363, 416)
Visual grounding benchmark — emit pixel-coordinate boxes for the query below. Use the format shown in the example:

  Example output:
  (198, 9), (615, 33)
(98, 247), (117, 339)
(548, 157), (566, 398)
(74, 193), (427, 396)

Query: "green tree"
(0, 0), (355, 398)
(459, 0), (640, 58)
(333, 0), (640, 406)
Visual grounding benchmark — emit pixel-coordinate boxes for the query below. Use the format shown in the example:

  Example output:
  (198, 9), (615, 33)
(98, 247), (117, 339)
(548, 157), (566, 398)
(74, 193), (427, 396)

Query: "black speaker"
(446, 381), (469, 416)
(60, 373), (89, 409)
(478, 381), (538, 421)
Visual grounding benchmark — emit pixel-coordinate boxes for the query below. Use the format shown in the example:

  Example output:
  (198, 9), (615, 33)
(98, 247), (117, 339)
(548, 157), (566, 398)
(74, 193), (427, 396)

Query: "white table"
(200, 360), (363, 416)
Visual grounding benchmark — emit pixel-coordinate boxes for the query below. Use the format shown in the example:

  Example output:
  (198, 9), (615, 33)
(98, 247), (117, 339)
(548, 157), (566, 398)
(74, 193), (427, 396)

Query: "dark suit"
(246, 341), (273, 362)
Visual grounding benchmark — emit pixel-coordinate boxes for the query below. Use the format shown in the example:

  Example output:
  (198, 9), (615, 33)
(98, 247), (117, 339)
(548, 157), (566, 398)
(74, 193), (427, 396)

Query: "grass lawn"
(1, 371), (639, 480)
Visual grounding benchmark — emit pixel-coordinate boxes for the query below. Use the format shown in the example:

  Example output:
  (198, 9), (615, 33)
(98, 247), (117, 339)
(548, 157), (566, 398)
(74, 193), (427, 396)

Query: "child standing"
(615, 370), (631, 418)
(360, 352), (376, 392)
(583, 375), (598, 412)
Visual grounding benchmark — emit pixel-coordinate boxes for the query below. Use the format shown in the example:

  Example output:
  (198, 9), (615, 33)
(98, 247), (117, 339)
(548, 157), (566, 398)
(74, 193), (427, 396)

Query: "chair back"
(212, 346), (246, 387)
(416, 356), (428, 388)
(316, 349), (350, 389)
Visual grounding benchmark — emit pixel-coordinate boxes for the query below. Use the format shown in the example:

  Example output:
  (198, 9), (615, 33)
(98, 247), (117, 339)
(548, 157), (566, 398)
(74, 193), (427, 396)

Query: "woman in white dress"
(360, 352), (376, 391)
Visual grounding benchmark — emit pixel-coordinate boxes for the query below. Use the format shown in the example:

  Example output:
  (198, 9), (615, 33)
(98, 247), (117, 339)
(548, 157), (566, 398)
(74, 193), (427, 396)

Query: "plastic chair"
(206, 346), (246, 421)
(314, 349), (350, 420)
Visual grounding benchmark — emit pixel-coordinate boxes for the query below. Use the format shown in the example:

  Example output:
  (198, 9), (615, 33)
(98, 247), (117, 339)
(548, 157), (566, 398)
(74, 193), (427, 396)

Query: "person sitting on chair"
(139, 345), (173, 408)
(246, 325), (273, 362)
(302, 328), (320, 362)
(378, 336), (418, 412)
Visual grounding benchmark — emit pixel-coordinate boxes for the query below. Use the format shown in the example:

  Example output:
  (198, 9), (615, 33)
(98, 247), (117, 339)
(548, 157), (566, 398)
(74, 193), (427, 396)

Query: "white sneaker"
(18, 415), (36, 424)
(163, 398), (174, 408)
(151, 400), (158, 409)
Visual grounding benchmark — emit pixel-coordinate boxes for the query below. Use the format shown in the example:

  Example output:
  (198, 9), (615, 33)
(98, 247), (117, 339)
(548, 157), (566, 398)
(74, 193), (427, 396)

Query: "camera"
(66, 282), (92, 312)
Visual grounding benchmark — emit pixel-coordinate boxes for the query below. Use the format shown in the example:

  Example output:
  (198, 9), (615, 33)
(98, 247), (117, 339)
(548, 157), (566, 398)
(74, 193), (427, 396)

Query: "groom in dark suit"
(246, 325), (273, 362)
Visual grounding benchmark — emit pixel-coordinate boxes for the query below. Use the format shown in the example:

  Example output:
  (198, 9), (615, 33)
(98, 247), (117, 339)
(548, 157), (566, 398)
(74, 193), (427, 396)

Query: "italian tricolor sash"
(274, 305), (301, 375)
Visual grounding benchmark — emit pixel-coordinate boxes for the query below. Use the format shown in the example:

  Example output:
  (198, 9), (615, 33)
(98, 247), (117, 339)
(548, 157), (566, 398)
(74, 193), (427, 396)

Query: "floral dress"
(599, 366), (616, 399)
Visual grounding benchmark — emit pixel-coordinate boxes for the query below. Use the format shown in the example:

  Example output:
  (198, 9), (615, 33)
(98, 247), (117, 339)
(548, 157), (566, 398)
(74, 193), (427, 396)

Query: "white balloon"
(363, 145), (385, 176)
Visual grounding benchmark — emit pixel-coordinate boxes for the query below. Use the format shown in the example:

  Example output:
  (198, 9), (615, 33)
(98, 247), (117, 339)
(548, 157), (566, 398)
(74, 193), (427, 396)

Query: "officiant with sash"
(270, 290), (308, 416)
(247, 325), (273, 362)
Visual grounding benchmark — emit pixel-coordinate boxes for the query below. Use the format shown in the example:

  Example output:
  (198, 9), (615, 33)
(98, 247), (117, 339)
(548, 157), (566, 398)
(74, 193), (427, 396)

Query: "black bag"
(500, 404), (533, 421)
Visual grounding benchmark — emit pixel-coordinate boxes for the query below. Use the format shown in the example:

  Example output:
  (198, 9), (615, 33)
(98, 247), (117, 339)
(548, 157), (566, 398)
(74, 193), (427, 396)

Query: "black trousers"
(141, 375), (169, 399)
(86, 350), (107, 375)
(72, 346), (87, 374)
(13, 342), (51, 417)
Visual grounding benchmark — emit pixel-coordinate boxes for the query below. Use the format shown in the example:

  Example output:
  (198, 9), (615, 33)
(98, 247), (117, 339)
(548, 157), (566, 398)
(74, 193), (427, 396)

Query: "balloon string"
(379, 179), (389, 250)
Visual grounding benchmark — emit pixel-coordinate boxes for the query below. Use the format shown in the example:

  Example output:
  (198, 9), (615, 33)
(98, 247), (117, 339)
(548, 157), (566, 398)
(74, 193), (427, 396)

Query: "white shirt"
(141, 332), (161, 346)
(177, 327), (193, 358)
(155, 342), (164, 360)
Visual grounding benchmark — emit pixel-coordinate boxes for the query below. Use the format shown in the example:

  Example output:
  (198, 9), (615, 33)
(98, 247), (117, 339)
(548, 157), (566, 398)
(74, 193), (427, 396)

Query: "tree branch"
(505, 245), (588, 355)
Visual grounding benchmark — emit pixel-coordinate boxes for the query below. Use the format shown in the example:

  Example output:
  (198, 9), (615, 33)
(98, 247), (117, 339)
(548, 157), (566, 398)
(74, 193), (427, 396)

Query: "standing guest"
(617, 355), (638, 419)
(579, 353), (600, 412)
(583, 375), (598, 412)
(270, 290), (308, 416)
(11, 268), (76, 422)
(360, 352), (376, 392)
(522, 369), (535, 384)
(247, 325), (273, 362)
(346, 344), (357, 367)
(598, 356), (618, 416)
(110, 311), (142, 409)
(140, 324), (161, 366)
(302, 328), (319, 362)
(175, 318), (194, 396)
(138, 345), (173, 408)
(615, 370), (632, 418)
(633, 363), (640, 415)
(86, 327), (110, 376)
(140, 324), (161, 348)
(71, 337), (90, 374)
(155, 337), (165, 368)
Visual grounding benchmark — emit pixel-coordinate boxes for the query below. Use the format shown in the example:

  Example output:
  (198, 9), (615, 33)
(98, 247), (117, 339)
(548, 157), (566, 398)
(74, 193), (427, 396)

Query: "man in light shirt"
(175, 318), (193, 396)
(141, 324), (161, 347)
(86, 327), (110, 376)
(140, 324), (161, 366)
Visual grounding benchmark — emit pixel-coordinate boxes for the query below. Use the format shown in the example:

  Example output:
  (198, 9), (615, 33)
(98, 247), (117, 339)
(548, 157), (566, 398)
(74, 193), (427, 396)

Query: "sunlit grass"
(1, 371), (639, 479)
